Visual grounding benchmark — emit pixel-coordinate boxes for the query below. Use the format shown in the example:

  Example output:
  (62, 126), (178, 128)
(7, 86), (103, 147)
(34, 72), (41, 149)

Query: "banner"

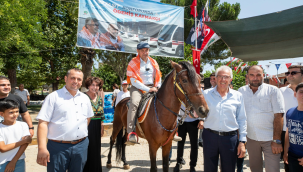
(77, 0), (184, 58)
(192, 50), (201, 74)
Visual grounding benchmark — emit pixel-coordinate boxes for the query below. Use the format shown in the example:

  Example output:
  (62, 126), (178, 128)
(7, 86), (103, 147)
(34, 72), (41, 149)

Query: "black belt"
(206, 128), (237, 136)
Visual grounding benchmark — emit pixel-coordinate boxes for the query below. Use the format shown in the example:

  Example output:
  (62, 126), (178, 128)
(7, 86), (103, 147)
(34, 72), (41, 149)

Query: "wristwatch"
(272, 139), (282, 144)
(240, 141), (246, 145)
(29, 127), (34, 130)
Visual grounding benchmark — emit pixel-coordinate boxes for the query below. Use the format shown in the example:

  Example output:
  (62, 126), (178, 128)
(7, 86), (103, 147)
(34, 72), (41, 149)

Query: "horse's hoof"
(123, 164), (130, 170)
(106, 163), (112, 168)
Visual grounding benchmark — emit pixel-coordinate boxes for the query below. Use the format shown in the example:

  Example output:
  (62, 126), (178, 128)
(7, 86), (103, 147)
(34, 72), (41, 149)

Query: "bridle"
(154, 68), (204, 146)
(155, 69), (203, 122)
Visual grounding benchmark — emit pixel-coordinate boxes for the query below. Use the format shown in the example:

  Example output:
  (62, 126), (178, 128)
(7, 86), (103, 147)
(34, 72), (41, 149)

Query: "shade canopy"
(205, 5), (303, 61)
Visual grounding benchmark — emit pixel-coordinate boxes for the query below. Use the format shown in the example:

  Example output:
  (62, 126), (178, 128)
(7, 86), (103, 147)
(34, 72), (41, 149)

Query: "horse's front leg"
(149, 143), (160, 172)
(162, 141), (172, 172)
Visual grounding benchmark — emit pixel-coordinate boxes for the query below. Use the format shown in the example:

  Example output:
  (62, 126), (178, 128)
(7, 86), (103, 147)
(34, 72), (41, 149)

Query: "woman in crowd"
(111, 83), (120, 107)
(83, 77), (105, 172)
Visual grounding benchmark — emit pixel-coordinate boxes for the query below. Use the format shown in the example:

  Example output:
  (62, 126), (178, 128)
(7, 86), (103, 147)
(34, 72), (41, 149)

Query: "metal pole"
(277, 68), (279, 88)
(195, 6), (197, 50)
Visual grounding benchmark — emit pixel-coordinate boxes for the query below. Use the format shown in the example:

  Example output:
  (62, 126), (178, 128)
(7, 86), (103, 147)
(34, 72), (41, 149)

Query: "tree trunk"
(49, 60), (59, 91)
(80, 48), (96, 87)
(119, 76), (123, 90)
(7, 69), (17, 94)
(52, 81), (59, 91)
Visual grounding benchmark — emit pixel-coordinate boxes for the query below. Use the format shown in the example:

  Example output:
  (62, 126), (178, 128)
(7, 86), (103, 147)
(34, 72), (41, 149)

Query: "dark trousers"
(176, 120), (199, 167)
(83, 119), (102, 172)
(288, 152), (303, 172)
(203, 129), (238, 172)
(236, 157), (244, 172)
(47, 137), (89, 172)
(281, 130), (289, 172)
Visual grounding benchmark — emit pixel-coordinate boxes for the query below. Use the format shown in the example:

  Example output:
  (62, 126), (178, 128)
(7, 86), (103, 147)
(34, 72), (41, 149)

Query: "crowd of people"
(0, 42), (302, 172)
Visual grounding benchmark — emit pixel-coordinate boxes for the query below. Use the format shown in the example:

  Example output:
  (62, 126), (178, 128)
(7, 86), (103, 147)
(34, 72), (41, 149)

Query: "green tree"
(39, 0), (80, 90)
(160, 0), (241, 65)
(0, 0), (48, 92)
(97, 51), (133, 86)
(204, 60), (258, 90)
(92, 64), (120, 91)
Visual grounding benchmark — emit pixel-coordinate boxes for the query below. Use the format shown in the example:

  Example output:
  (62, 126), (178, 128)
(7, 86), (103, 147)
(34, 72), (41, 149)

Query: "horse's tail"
(115, 128), (124, 163)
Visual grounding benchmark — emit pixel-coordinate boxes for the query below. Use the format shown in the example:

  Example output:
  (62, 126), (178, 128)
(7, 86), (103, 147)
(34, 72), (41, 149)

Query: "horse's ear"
(170, 60), (182, 72)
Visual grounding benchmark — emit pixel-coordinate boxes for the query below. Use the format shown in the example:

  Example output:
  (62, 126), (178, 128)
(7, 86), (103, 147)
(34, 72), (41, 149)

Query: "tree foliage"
(0, 0), (48, 91)
(97, 51), (133, 86)
(204, 60), (258, 90)
(39, 0), (80, 90)
(92, 64), (120, 91)
(160, 0), (241, 65)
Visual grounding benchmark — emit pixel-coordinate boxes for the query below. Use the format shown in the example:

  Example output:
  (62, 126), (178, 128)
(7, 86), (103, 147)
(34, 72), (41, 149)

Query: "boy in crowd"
(283, 83), (303, 171)
(0, 100), (32, 172)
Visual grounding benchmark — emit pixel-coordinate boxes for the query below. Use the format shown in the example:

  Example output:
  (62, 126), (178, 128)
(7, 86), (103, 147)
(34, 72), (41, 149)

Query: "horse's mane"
(178, 61), (198, 84)
(158, 61), (197, 92)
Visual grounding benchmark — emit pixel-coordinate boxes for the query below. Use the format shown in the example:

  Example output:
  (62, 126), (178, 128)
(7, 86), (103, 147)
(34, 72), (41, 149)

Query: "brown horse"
(106, 61), (209, 172)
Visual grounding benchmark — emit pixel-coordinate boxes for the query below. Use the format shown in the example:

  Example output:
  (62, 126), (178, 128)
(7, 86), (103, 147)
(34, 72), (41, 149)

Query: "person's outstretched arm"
(0, 136), (31, 153)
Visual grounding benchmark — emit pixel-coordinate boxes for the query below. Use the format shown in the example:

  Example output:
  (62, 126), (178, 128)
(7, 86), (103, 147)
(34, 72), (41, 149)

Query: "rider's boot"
(173, 132), (182, 142)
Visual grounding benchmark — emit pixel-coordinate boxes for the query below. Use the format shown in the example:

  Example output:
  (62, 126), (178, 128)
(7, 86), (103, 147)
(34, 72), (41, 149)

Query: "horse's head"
(170, 61), (209, 118)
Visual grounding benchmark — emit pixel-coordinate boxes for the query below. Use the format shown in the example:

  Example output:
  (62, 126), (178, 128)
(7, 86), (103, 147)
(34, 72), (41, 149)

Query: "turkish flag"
(286, 63), (292, 69)
(190, 0), (198, 17)
(192, 50), (200, 74)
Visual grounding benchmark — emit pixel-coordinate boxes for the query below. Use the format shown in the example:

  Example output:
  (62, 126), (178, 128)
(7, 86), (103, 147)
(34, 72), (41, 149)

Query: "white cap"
(122, 80), (128, 85)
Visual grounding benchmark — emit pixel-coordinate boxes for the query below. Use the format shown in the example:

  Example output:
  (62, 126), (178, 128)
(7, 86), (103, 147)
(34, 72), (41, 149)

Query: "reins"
(154, 69), (203, 146)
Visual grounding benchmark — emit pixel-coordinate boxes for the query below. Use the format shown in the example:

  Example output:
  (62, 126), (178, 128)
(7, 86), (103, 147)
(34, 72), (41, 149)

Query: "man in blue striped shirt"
(202, 66), (247, 172)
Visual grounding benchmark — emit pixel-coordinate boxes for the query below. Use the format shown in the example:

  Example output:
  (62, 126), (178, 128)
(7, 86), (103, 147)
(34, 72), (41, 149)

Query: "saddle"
(136, 92), (155, 123)
(126, 92), (155, 141)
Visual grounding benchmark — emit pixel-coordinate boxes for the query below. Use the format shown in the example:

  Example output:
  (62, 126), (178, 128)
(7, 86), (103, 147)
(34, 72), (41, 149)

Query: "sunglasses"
(285, 71), (301, 76)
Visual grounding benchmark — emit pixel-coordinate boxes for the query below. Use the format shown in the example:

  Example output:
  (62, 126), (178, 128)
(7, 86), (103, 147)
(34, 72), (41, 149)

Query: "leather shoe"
(181, 158), (186, 165)
(173, 163), (181, 172)
(190, 166), (196, 172)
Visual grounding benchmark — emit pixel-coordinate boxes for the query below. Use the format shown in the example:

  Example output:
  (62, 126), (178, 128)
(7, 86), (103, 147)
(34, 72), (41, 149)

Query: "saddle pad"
(135, 92), (154, 123)
(138, 97), (153, 123)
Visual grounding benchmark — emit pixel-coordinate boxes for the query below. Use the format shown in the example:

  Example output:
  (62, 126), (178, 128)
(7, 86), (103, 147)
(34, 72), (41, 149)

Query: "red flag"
(190, 0), (198, 17)
(226, 57), (236, 66)
(192, 50), (200, 74)
(286, 63), (292, 69)
(237, 63), (246, 74)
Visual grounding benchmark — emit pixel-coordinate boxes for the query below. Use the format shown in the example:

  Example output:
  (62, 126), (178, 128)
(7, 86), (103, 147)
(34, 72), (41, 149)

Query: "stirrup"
(125, 132), (139, 145)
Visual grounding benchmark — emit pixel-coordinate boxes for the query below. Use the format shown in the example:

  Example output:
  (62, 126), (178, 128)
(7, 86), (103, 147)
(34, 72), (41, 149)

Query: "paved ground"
(25, 135), (286, 172)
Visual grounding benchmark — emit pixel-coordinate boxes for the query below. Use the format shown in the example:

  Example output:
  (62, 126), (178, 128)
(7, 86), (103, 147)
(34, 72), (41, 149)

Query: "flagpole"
(277, 68), (279, 88)
(195, 6), (197, 50)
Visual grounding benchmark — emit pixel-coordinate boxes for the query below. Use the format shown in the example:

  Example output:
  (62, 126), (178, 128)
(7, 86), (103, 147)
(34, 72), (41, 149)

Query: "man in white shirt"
(238, 65), (285, 172)
(280, 65), (303, 172)
(125, 42), (161, 144)
(36, 68), (94, 172)
(115, 80), (130, 107)
(14, 84), (30, 106)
